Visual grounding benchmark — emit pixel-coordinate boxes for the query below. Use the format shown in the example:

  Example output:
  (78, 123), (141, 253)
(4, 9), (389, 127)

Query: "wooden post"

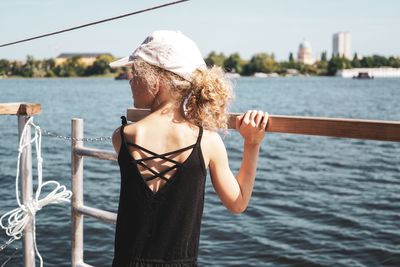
(18, 115), (35, 267)
(71, 119), (84, 267)
(0, 103), (41, 267)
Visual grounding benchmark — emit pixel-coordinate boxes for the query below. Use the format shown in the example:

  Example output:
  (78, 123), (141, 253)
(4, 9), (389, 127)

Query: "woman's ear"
(146, 76), (160, 98)
(155, 77), (160, 94)
(155, 75), (170, 96)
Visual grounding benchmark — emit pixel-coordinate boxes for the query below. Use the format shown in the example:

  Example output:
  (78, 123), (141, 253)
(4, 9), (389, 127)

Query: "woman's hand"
(235, 110), (269, 145)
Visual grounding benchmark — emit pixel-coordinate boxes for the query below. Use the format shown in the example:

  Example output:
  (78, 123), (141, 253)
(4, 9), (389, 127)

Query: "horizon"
(0, 0), (399, 61)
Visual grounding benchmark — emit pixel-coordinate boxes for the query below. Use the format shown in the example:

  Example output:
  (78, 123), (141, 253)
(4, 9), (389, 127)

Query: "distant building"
(55, 53), (113, 66)
(297, 40), (315, 65)
(333, 32), (351, 58)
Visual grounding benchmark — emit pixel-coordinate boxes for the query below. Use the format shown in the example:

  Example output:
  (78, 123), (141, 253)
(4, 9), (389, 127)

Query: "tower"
(333, 32), (351, 58)
(297, 40), (315, 65)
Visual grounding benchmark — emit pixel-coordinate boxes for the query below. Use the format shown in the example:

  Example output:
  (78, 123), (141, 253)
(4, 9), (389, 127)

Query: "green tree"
(223, 53), (244, 73)
(351, 53), (361, 68)
(303, 64), (319, 75)
(42, 58), (55, 71)
(41, 58), (56, 77)
(288, 52), (294, 63)
(242, 53), (277, 75)
(85, 54), (116, 76)
(19, 56), (46, 77)
(56, 56), (85, 77)
(204, 51), (226, 67)
(388, 56), (400, 68)
(20, 55), (37, 77)
(8, 61), (23, 76)
(320, 51), (328, 62)
(327, 55), (351, 76)
(360, 56), (374, 68)
(0, 59), (10, 75)
(279, 61), (300, 74)
(372, 55), (389, 67)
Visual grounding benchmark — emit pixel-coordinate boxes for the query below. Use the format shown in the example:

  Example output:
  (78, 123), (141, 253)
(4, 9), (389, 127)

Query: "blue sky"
(0, 0), (399, 61)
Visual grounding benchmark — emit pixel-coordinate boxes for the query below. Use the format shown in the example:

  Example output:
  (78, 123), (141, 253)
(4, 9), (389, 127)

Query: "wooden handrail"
(0, 103), (41, 116)
(127, 108), (400, 142)
(75, 205), (117, 225)
(75, 147), (117, 161)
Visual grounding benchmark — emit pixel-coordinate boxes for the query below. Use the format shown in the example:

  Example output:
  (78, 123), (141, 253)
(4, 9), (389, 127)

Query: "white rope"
(0, 117), (72, 267)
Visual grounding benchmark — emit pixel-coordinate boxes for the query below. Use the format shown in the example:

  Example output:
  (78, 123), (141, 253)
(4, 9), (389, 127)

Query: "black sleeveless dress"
(112, 118), (207, 267)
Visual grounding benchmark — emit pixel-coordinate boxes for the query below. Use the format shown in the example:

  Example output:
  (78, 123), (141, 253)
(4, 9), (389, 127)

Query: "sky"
(0, 0), (399, 61)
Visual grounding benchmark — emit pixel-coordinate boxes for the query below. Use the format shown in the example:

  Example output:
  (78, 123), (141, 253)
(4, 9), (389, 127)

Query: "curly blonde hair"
(132, 59), (234, 132)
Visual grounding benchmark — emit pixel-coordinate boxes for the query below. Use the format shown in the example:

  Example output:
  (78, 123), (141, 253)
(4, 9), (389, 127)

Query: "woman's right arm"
(208, 110), (268, 214)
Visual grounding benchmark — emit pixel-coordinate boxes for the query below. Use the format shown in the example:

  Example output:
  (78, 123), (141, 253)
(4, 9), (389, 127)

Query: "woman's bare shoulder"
(200, 129), (227, 165)
(202, 129), (223, 144)
(112, 126), (122, 154)
(111, 123), (141, 154)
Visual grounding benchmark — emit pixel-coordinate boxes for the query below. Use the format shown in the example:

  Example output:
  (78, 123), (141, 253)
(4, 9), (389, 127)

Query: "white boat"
(253, 72), (268, 78)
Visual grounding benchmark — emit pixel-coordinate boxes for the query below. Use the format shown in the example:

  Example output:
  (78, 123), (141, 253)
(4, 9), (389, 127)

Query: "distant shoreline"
(2, 53), (399, 79)
(0, 74), (116, 79)
(2, 74), (400, 80)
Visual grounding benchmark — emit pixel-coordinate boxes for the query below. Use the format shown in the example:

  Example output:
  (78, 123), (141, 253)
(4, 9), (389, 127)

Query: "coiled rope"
(0, 117), (72, 267)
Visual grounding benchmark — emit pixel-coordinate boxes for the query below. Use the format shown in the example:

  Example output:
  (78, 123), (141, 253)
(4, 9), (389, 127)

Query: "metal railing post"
(18, 115), (35, 267)
(71, 118), (84, 267)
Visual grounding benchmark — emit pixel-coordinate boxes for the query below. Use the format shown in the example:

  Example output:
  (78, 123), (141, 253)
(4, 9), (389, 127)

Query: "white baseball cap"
(109, 30), (206, 81)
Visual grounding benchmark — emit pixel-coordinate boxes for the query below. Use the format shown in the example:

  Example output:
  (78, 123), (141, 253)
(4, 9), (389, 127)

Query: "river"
(0, 77), (399, 266)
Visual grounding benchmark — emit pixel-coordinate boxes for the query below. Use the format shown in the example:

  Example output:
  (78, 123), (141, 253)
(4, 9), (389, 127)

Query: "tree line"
(205, 52), (400, 76)
(1, 53), (399, 78)
(0, 54), (117, 78)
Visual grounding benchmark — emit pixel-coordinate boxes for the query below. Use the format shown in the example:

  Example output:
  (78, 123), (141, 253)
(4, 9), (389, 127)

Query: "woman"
(110, 30), (268, 266)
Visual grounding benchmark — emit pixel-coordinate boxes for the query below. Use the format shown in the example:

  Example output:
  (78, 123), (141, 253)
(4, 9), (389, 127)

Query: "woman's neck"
(150, 100), (186, 123)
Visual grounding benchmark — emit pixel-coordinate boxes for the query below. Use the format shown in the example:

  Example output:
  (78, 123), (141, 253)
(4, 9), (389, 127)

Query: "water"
(0, 77), (399, 267)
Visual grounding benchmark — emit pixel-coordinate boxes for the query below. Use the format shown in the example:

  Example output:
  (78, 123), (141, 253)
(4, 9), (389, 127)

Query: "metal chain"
(41, 128), (112, 142)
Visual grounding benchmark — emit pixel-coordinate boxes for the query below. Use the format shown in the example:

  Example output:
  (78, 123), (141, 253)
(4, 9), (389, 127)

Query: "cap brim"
(109, 56), (134, 68)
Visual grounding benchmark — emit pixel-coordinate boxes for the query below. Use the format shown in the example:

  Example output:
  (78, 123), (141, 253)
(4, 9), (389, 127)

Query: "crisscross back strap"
(119, 116), (203, 184)
(120, 116), (128, 141)
(195, 126), (203, 146)
(136, 162), (179, 182)
(127, 142), (195, 165)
